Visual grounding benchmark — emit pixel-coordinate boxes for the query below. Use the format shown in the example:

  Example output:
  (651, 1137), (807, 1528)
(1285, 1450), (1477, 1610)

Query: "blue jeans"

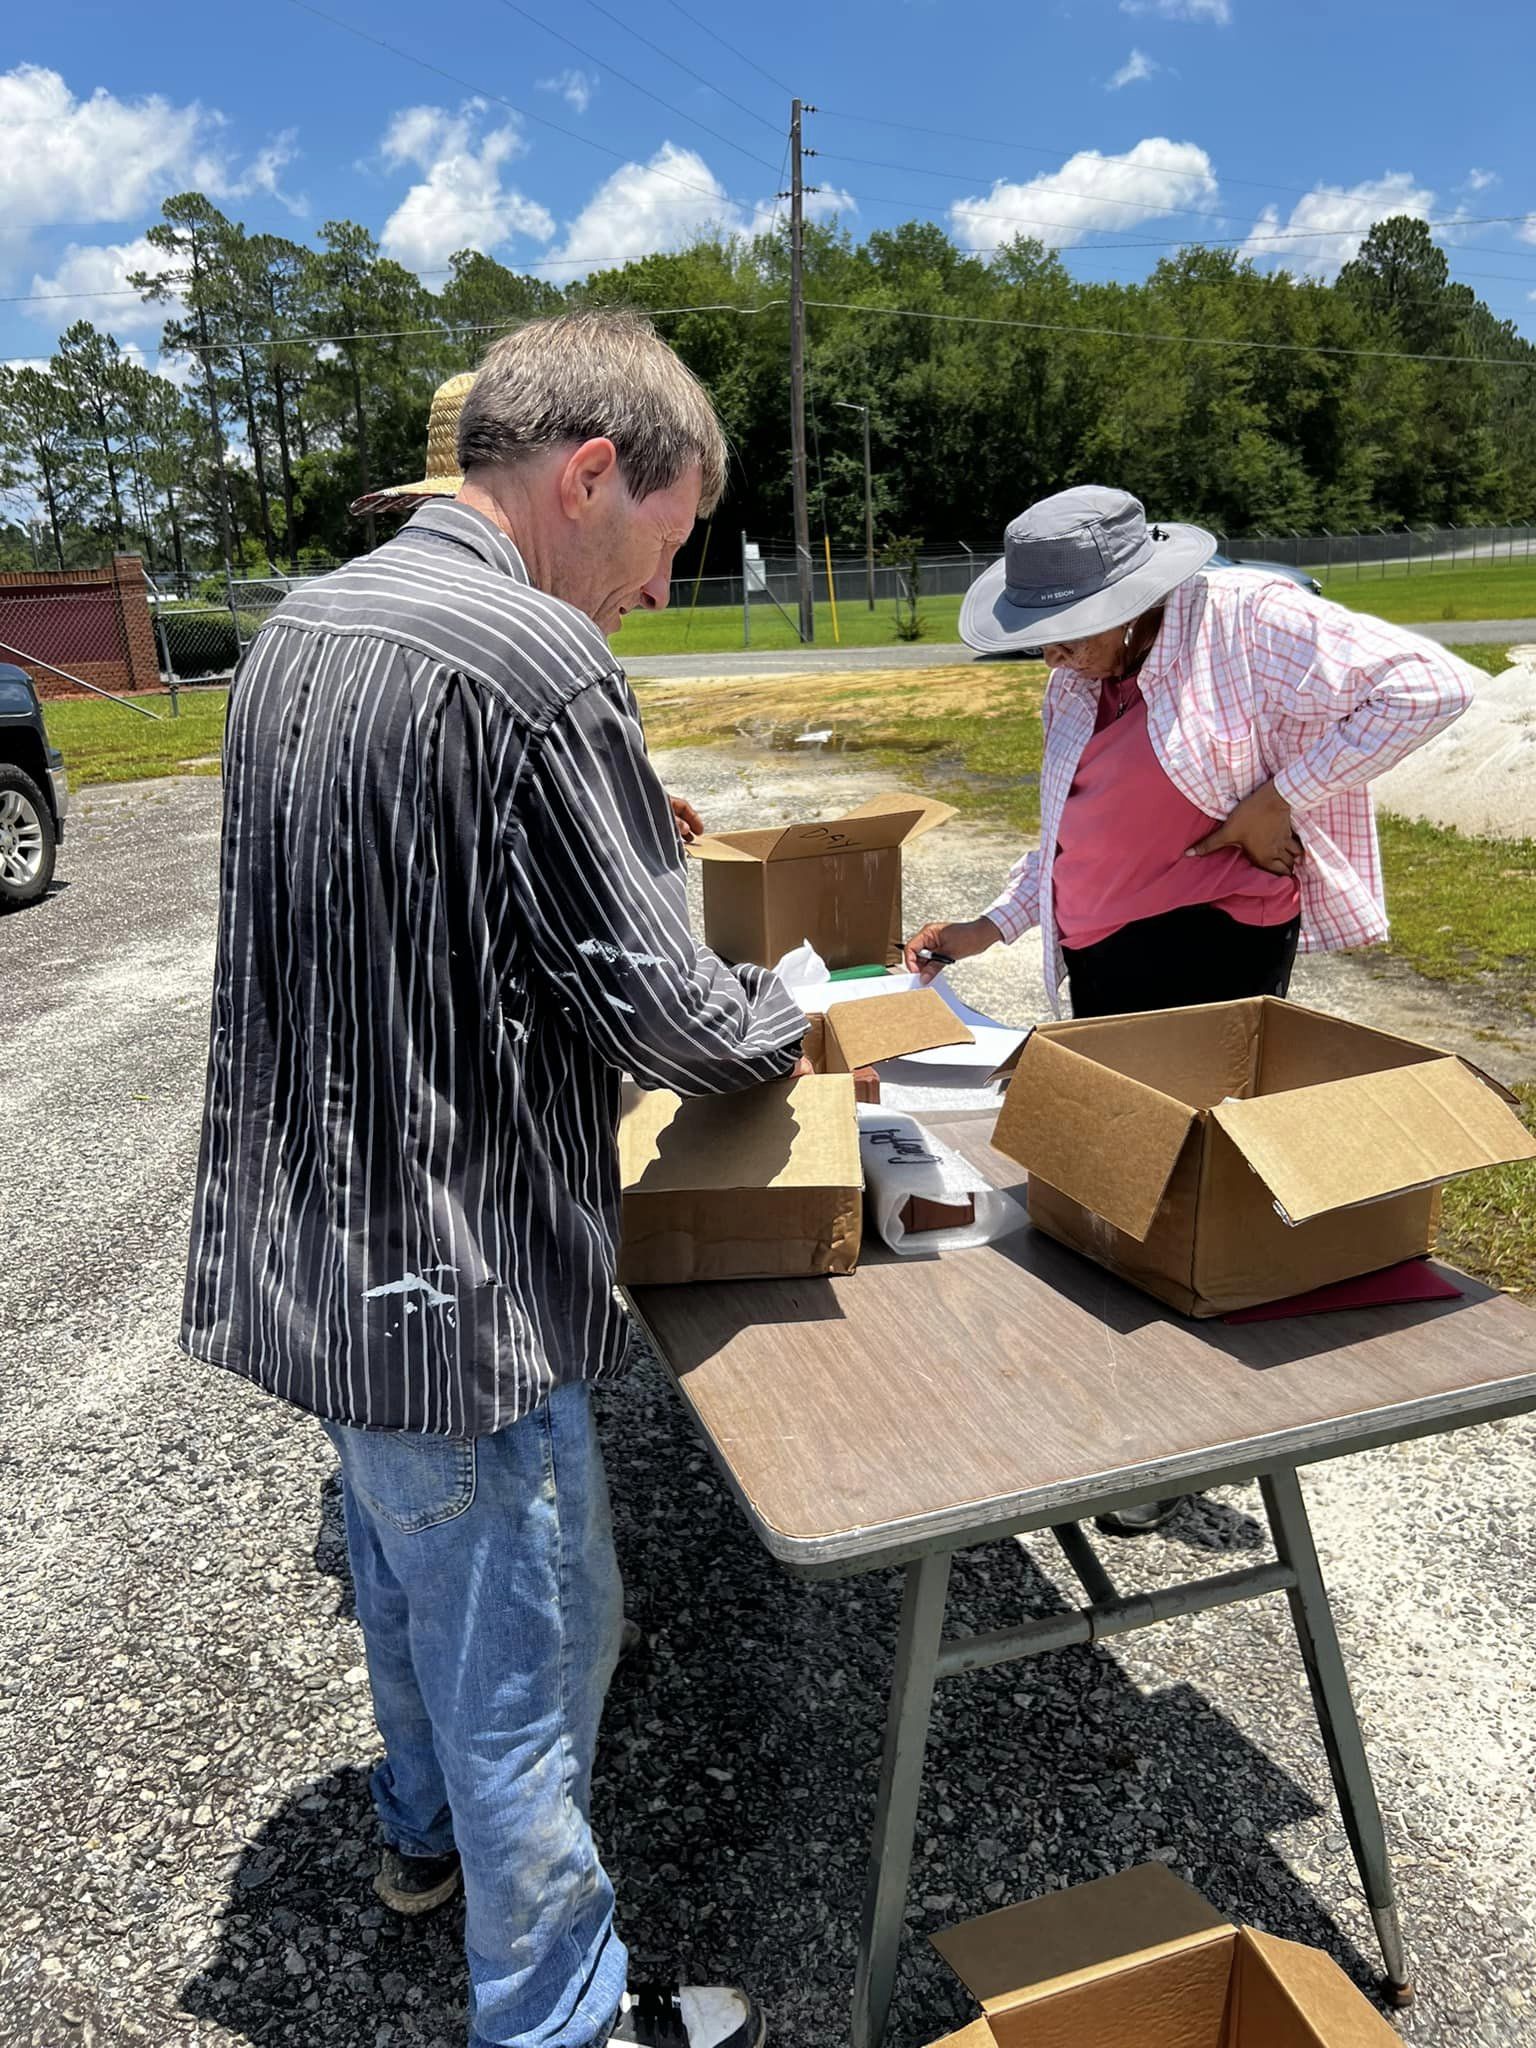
(322, 1382), (628, 2048)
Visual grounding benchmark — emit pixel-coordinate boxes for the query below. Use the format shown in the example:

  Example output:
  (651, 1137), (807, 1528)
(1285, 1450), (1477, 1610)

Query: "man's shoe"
(609, 1982), (765, 2048)
(373, 1845), (462, 1915)
(1095, 1497), (1184, 1536)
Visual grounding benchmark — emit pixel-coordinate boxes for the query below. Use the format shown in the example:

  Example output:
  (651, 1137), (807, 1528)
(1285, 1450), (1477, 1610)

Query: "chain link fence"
(1215, 523), (1536, 577)
(47, 521), (1528, 677)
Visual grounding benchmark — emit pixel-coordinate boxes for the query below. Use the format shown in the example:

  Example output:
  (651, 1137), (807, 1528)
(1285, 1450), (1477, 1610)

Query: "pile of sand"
(1372, 657), (1536, 839)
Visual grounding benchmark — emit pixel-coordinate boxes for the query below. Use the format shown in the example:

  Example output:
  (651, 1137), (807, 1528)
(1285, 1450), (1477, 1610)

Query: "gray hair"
(457, 309), (728, 515)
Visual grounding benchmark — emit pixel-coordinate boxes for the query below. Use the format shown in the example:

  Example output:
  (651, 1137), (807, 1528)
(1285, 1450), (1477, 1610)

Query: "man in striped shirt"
(182, 312), (804, 2048)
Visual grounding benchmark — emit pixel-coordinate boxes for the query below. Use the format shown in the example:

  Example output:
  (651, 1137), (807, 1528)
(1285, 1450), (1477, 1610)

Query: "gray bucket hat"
(960, 486), (1214, 653)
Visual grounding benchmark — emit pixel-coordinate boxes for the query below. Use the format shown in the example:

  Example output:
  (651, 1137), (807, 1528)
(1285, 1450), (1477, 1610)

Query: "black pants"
(1062, 904), (1301, 1020)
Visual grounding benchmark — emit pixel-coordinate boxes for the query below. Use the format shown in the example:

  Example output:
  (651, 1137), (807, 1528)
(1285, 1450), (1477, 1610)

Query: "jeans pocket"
(340, 1429), (477, 1535)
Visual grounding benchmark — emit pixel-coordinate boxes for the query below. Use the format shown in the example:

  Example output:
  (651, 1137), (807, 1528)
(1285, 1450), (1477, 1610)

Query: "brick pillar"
(112, 554), (162, 690)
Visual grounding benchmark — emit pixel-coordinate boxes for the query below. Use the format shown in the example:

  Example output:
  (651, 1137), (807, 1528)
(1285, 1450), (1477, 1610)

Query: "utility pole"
(837, 400), (876, 609)
(786, 99), (818, 644)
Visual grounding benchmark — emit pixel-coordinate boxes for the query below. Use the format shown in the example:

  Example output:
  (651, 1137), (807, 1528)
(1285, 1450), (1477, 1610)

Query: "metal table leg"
(851, 1550), (953, 2048)
(1260, 1466), (1414, 2005)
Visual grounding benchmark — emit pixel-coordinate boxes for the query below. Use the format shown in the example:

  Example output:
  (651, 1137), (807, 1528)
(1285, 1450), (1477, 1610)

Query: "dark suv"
(0, 663), (69, 911)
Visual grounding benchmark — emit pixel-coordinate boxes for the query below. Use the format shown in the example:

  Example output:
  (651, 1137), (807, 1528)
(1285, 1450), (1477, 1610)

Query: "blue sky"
(5, 0), (1536, 372)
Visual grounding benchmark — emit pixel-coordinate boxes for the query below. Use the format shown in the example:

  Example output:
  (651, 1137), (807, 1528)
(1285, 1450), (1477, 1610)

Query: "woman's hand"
(1186, 780), (1303, 877)
(902, 916), (1003, 985)
(668, 794), (704, 843)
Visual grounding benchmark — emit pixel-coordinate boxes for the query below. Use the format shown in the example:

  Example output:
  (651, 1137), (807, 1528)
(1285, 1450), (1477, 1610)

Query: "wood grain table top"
(627, 1113), (1536, 1573)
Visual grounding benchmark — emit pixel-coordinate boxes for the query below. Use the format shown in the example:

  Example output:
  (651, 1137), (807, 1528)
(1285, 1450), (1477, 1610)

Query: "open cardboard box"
(992, 997), (1536, 1317)
(618, 990), (975, 1285)
(687, 791), (955, 970)
(925, 1863), (1404, 2048)
(801, 985), (975, 1102)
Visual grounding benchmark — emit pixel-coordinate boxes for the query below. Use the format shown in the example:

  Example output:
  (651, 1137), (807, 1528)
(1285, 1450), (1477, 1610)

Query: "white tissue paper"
(773, 939), (831, 997)
(857, 1106), (1024, 1256)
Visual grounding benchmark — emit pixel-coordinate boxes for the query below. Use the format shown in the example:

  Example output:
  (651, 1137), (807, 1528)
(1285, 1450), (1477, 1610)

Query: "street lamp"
(835, 400), (876, 611)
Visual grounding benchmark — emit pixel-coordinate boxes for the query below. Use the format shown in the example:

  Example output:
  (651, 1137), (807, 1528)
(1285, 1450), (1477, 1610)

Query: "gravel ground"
(1, 771), (1533, 2048)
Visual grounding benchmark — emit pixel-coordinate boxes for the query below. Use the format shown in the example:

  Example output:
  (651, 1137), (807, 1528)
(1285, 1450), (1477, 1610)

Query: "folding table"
(626, 1111), (1536, 2048)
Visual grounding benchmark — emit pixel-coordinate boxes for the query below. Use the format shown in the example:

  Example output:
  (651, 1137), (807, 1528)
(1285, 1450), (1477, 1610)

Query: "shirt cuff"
(982, 892), (1033, 945)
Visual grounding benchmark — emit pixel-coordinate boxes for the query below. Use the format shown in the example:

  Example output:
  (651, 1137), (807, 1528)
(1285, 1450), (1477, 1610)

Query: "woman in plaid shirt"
(906, 486), (1474, 1023)
(906, 487), (1474, 1534)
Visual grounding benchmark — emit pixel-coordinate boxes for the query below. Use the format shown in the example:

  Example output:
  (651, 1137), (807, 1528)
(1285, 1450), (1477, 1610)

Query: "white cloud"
(0, 63), (301, 234)
(233, 130), (307, 215)
(378, 102), (555, 273)
(1122, 0), (1230, 19)
(25, 234), (179, 333)
(1464, 167), (1499, 193)
(1107, 49), (1158, 89)
(538, 70), (596, 115)
(951, 138), (1218, 257)
(1240, 172), (1435, 278)
(545, 145), (855, 279)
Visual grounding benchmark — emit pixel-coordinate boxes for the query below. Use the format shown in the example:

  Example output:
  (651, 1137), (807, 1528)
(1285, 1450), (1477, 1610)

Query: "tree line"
(3, 190), (1534, 580)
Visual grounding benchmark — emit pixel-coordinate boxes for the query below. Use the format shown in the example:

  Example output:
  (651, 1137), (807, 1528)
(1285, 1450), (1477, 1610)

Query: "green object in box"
(827, 964), (890, 982)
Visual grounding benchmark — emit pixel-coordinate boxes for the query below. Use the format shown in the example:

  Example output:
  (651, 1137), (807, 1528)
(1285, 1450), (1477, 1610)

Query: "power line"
(656, 0), (795, 100)
(280, 0), (762, 210)
(796, 295), (1536, 367)
(8, 292), (1529, 371)
(487, 0), (780, 174)
(573, 0), (784, 139)
(813, 107), (1448, 208)
(847, 179), (1536, 253)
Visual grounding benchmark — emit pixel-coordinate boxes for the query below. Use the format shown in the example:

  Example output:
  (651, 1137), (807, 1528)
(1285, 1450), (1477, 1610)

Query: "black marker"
(915, 948), (956, 967)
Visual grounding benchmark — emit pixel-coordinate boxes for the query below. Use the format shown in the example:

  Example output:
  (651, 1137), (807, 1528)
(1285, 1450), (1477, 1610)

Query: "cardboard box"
(687, 791), (955, 970)
(801, 984), (978, 1103)
(618, 991), (974, 1285)
(992, 997), (1536, 1317)
(618, 1075), (862, 1287)
(925, 1863), (1404, 2048)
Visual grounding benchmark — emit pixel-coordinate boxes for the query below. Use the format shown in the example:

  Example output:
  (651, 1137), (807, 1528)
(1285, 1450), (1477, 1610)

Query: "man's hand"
(1186, 780), (1303, 877)
(789, 1052), (815, 1079)
(902, 915), (1003, 985)
(668, 794), (704, 844)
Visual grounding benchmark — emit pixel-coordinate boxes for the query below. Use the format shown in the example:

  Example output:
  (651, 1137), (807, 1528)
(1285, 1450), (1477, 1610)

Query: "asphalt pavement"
(1, 775), (1532, 2048)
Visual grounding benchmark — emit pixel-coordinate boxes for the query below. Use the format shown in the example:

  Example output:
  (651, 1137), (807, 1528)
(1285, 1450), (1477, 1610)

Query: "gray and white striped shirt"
(181, 499), (804, 1435)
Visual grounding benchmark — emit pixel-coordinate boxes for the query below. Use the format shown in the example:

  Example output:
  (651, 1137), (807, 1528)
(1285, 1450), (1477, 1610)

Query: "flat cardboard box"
(992, 996), (1536, 1317)
(618, 1075), (862, 1287)
(924, 1863), (1404, 2048)
(687, 791), (955, 970)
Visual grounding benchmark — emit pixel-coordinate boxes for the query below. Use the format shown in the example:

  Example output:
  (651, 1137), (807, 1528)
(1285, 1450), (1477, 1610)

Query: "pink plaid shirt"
(983, 570), (1476, 1015)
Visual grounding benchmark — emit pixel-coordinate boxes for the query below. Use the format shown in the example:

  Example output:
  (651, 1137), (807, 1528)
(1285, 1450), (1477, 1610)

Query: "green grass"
(1374, 815), (1536, 1011)
(1306, 554), (1536, 623)
(44, 688), (228, 787)
(615, 593), (965, 656)
(1438, 1086), (1536, 1297)
(1445, 643), (1511, 677)
(613, 554), (1536, 655)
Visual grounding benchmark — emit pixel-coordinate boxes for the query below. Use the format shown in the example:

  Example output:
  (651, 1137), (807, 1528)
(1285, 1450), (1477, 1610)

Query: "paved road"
(1, 778), (1533, 2048)
(626, 619), (1535, 680)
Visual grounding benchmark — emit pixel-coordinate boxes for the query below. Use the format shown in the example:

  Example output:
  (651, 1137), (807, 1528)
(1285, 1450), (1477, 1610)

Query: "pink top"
(981, 570), (1476, 1015)
(1052, 677), (1300, 950)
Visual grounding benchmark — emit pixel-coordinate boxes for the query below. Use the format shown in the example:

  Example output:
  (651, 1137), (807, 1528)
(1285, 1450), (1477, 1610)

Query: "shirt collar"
(1055, 574), (1197, 699)
(397, 497), (531, 585)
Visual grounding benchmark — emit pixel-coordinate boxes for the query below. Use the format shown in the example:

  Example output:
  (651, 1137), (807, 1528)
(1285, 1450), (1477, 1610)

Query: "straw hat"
(350, 371), (474, 518)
